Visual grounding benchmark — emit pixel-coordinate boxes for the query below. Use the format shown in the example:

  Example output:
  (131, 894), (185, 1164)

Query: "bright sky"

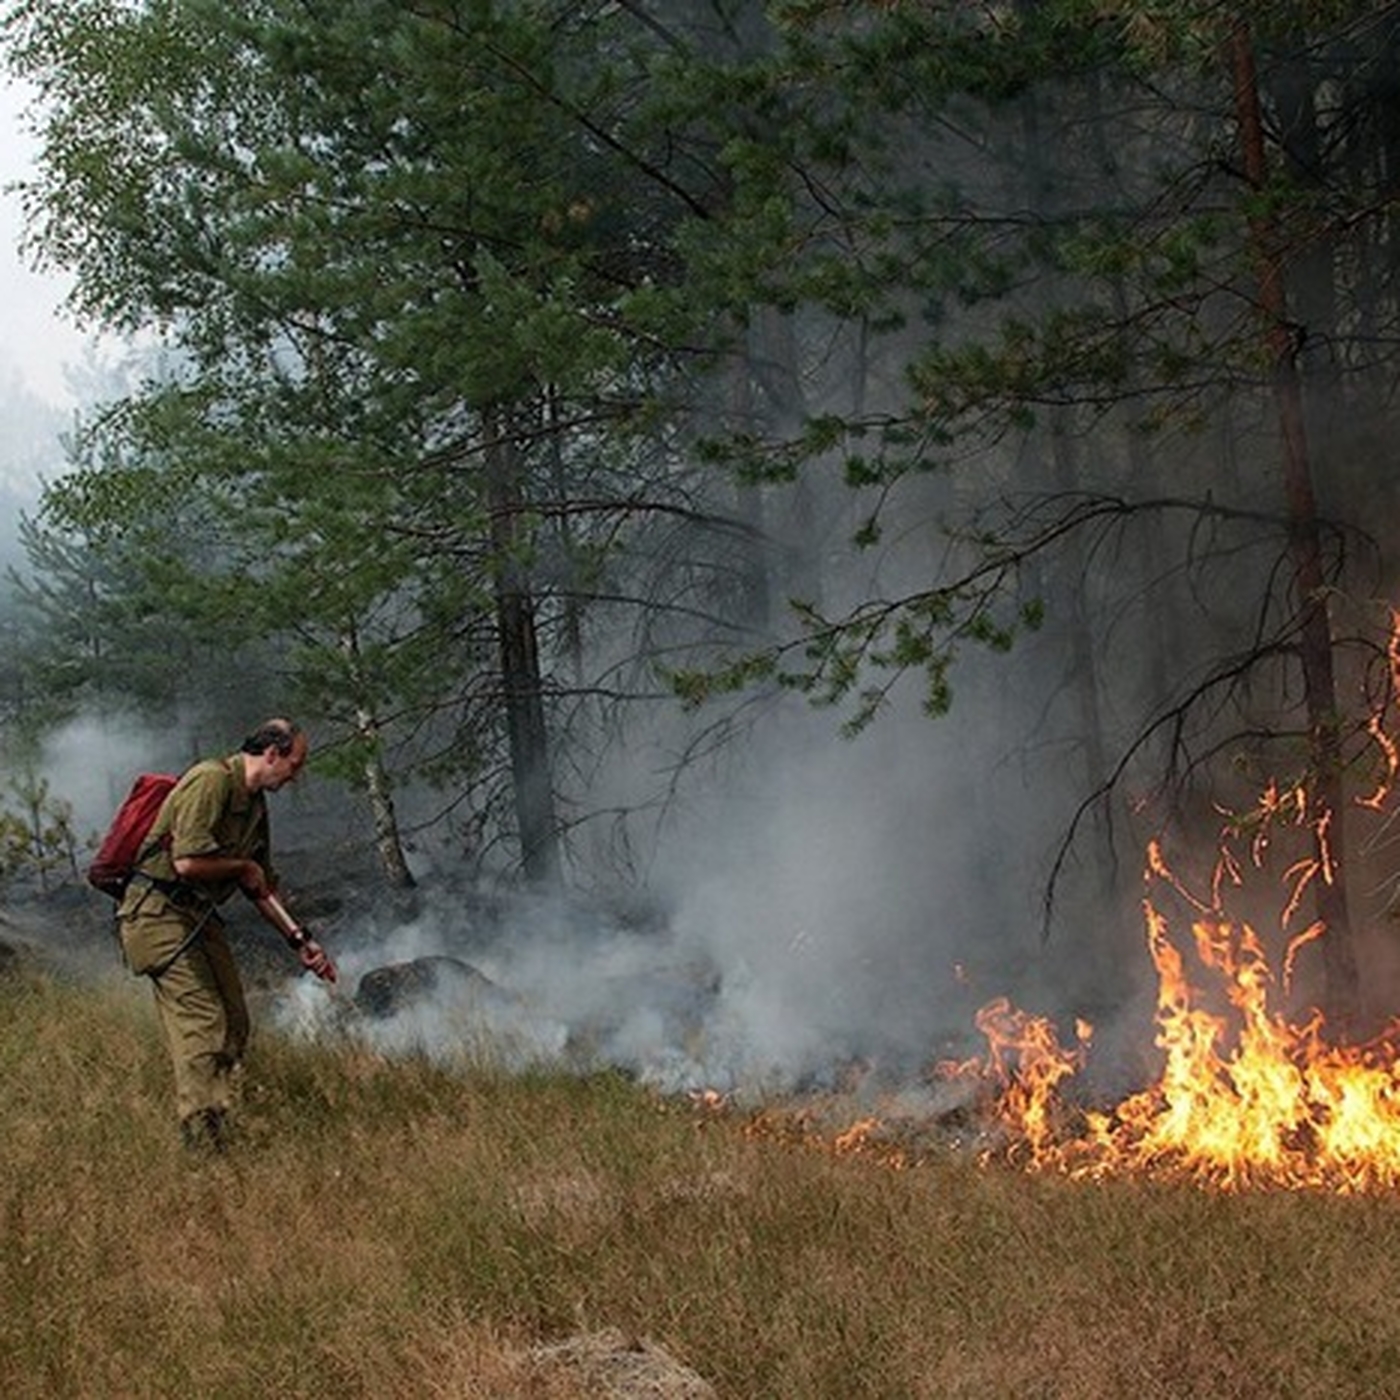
(1, 75), (97, 408)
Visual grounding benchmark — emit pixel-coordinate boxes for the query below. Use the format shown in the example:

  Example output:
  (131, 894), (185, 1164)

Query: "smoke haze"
(242, 653), (1156, 1100)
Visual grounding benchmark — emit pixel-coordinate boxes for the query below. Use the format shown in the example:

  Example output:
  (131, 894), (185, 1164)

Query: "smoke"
(270, 646), (1145, 1101)
(45, 712), (154, 799)
(26, 549), (1159, 1103)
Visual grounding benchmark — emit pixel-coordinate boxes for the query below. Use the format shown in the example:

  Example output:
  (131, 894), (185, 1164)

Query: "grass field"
(4, 964), (1400, 1399)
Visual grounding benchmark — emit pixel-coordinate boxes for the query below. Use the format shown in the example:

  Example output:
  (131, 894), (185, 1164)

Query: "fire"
(947, 820), (1400, 1193)
(706, 609), (1400, 1190)
(967, 996), (1091, 1158)
(713, 824), (1400, 1188)
(900, 612), (1400, 1193)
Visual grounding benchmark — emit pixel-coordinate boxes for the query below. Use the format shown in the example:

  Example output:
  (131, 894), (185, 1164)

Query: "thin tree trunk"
(484, 405), (561, 887)
(339, 626), (416, 889)
(544, 384), (586, 686)
(729, 329), (773, 632)
(25, 785), (49, 896)
(355, 708), (416, 890)
(1230, 20), (1358, 1028)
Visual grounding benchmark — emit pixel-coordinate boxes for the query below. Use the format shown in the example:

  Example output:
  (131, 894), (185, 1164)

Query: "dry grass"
(5, 968), (1400, 1399)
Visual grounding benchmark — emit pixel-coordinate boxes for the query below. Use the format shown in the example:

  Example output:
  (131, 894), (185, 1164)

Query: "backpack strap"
(143, 900), (218, 980)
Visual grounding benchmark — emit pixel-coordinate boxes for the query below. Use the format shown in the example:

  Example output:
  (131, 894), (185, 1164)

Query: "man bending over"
(119, 718), (336, 1151)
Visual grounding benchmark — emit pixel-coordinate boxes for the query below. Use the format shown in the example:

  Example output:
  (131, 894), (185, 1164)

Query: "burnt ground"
(0, 884), (116, 982)
(0, 844), (727, 1086)
(0, 835), (521, 986)
(0, 842), (1057, 1133)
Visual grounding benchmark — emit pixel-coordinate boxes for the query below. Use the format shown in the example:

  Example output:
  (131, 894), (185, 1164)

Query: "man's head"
(241, 718), (308, 792)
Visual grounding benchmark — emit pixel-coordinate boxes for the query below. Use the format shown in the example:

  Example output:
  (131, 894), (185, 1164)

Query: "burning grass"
(6, 970), (1400, 1398)
(897, 819), (1400, 1195)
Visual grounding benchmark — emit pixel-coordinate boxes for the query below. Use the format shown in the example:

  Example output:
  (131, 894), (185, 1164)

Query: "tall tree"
(2, 0), (757, 885)
(1227, 14), (1357, 1021)
(9, 0), (1400, 1033)
(656, 1), (1400, 1020)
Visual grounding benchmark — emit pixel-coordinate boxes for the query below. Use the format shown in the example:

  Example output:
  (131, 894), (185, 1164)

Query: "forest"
(3, 0), (1400, 1089)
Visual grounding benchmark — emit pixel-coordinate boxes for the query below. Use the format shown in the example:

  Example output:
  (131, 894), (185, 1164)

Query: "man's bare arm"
(172, 853), (266, 894)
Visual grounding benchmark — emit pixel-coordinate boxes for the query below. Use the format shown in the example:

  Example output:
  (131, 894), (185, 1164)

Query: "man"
(118, 718), (337, 1151)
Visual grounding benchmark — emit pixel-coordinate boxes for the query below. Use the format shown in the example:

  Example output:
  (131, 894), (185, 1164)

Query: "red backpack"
(87, 773), (179, 899)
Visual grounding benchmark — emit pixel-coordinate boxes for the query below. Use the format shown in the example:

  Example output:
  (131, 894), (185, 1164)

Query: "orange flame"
(914, 619), (1400, 1192)
(1359, 609), (1400, 812)
(957, 829), (1400, 1192)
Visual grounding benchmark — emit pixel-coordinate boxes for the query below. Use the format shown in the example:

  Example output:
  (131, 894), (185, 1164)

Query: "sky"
(1, 75), (98, 409)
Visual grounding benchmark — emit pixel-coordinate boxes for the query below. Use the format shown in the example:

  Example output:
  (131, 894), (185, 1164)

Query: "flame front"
(727, 610), (1400, 1190)
(957, 841), (1400, 1193)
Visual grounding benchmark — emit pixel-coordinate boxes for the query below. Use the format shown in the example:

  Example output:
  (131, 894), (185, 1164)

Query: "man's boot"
(180, 1106), (228, 1154)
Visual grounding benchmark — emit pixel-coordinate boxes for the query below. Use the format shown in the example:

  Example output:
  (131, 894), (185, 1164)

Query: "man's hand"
(298, 937), (337, 984)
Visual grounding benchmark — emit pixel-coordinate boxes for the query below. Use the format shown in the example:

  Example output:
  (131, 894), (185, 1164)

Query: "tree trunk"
(484, 405), (561, 887)
(1229, 20), (1358, 1029)
(544, 384), (586, 686)
(339, 626), (416, 888)
(355, 707), (416, 890)
(729, 330), (774, 633)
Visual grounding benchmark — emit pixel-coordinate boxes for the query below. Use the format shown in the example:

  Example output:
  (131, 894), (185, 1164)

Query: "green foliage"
(3, 0), (731, 871)
(13, 514), (208, 720)
(667, 579), (1044, 739)
(0, 769), (79, 895)
(1060, 0), (1390, 65)
(6, 0), (1400, 904)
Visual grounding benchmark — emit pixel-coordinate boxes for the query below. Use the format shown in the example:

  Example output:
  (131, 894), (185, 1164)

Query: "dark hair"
(240, 720), (301, 757)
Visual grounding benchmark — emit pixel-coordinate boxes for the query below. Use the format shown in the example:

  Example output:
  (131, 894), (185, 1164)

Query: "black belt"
(125, 873), (218, 978)
(128, 870), (208, 911)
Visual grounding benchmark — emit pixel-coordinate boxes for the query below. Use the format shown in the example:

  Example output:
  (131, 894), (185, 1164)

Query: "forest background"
(2, 0), (1400, 1096)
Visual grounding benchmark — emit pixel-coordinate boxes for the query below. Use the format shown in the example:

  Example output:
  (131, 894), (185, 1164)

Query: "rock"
(350, 954), (569, 1063)
(523, 1328), (716, 1398)
(353, 955), (507, 1018)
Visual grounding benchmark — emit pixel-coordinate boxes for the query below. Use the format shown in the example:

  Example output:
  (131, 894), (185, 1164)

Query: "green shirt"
(120, 754), (274, 914)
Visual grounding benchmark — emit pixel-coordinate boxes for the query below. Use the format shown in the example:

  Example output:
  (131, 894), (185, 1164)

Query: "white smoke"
(41, 713), (175, 839)
(27, 594), (1144, 1102)
(267, 657), (1116, 1100)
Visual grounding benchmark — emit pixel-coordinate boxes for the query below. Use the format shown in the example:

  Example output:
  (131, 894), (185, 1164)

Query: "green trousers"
(121, 904), (250, 1124)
